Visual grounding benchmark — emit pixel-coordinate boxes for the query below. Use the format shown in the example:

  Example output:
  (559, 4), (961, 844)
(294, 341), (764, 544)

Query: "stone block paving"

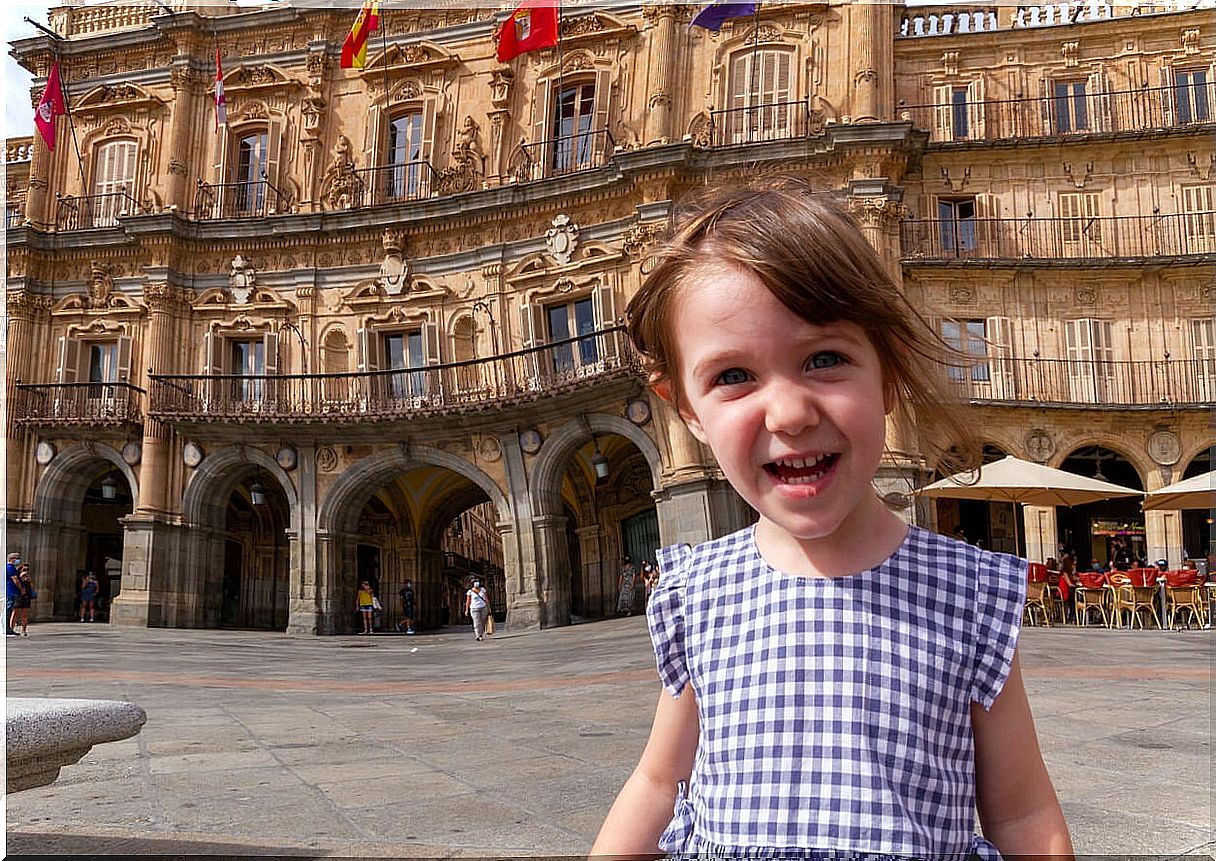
(4, 619), (1212, 857)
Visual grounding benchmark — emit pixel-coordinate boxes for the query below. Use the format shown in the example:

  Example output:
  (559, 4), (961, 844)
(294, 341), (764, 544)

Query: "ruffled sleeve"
(648, 543), (693, 698)
(971, 550), (1027, 710)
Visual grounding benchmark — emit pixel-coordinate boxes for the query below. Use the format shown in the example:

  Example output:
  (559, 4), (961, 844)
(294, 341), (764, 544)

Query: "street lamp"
(100, 475), (119, 501)
(591, 439), (609, 481)
(249, 478), (267, 507)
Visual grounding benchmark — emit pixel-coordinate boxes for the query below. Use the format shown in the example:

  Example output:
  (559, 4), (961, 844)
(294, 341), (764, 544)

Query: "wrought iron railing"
(193, 177), (285, 220)
(12, 382), (145, 425)
(900, 213), (1214, 261)
(708, 99), (815, 147)
(55, 189), (142, 230)
(148, 327), (641, 422)
(900, 84), (1212, 144)
(351, 159), (438, 207)
(515, 128), (615, 182)
(949, 357), (1215, 408)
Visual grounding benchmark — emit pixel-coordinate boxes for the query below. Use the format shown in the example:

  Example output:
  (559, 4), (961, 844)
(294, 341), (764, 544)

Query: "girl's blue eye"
(715, 368), (750, 386)
(808, 352), (843, 370)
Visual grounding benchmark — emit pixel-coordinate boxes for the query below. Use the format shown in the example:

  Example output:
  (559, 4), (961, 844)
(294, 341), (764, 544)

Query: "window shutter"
(262, 332), (279, 375)
(519, 303), (547, 348)
(202, 331), (221, 374)
(1159, 64), (1174, 126)
(532, 76), (552, 179)
(1087, 70), (1111, 132)
(115, 335), (132, 383)
(933, 85), (953, 142)
(593, 284), (617, 362)
(975, 193), (998, 254)
(593, 69), (611, 158)
(365, 105), (384, 204)
(985, 316), (1013, 398)
(1208, 63), (1216, 122)
(1039, 78), (1053, 136)
(421, 97), (438, 188)
(422, 322), (441, 365)
(56, 336), (80, 384)
(967, 77), (986, 139)
(265, 117), (284, 214)
(356, 327), (378, 372)
(213, 124), (231, 217)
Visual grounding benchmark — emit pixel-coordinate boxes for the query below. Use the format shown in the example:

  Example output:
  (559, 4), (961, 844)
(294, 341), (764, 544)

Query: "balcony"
(707, 99), (817, 147)
(950, 357), (1215, 409)
(55, 190), (144, 230)
(900, 213), (1214, 262)
(11, 382), (144, 427)
(350, 160), (438, 207)
(900, 84), (1212, 145)
(513, 129), (615, 182)
(193, 177), (287, 221)
(147, 327), (641, 425)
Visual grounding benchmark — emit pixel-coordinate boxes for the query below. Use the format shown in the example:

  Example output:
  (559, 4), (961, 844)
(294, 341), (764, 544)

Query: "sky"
(4, 1), (951, 141)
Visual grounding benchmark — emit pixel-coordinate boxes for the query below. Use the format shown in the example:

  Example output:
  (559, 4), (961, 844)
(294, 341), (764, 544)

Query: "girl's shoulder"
(655, 526), (758, 591)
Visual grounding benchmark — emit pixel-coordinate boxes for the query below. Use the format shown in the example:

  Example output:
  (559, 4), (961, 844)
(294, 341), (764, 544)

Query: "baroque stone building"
(6, 0), (1212, 634)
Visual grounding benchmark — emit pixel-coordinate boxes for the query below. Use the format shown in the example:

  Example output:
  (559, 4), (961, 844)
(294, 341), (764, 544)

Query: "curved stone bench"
(6, 698), (147, 793)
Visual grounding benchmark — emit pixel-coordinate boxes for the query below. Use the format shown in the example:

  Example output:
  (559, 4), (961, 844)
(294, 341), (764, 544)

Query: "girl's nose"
(764, 384), (820, 436)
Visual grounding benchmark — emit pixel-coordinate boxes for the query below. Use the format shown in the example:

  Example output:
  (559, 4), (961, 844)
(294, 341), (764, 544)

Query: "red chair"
(1165, 570), (1205, 628)
(1121, 569), (1162, 628)
(1075, 572), (1110, 627)
(1027, 563), (1049, 583)
(1127, 568), (1157, 588)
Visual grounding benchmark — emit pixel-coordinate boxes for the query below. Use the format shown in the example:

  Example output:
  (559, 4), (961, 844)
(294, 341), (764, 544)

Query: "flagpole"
(748, 3), (760, 144)
(556, 0), (565, 165)
(25, 18), (88, 216)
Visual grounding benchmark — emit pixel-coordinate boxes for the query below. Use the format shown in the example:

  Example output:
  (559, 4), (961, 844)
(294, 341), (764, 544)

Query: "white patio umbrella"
(918, 455), (1144, 557)
(1142, 470), (1213, 511)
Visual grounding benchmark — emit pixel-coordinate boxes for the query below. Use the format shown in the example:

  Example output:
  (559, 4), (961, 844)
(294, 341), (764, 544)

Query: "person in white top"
(464, 579), (490, 641)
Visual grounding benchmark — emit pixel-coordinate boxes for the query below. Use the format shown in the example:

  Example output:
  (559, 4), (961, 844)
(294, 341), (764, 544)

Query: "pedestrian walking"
(592, 178), (1070, 856)
(11, 564), (35, 637)
(397, 579), (416, 634)
(464, 578), (489, 641)
(6, 553), (22, 637)
(616, 555), (638, 616)
(80, 571), (100, 623)
(356, 579), (375, 634)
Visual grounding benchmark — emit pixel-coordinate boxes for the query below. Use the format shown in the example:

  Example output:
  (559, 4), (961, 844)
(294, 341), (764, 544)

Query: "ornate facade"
(6, 0), (1212, 634)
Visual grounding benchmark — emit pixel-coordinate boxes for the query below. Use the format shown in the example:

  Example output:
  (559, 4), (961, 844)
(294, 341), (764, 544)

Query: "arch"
(181, 446), (299, 528)
(417, 482), (497, 549)
(34, 443), (139, 523)
(317, 445), (510, 536)
(1050, 437), (1149, 487)
(1179, 443), (1213, 477)
(530, 413), (663, 516)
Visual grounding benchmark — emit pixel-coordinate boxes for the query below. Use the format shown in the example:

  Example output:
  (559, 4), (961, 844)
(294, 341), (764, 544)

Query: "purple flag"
(690, 1), (758, 31)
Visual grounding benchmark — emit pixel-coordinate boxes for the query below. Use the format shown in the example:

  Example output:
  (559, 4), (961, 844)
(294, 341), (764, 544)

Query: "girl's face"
(668, 265), (894, 555)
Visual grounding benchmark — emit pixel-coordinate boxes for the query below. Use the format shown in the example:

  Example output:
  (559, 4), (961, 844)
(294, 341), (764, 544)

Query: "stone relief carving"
(378, 229), (411, 295)
(489, 68), (513, 109)
(622, 222), (665, 260)
(1025, 428), (1055, 463)
(320, 135), (359, 209)
(546, 214), (580, 265)
(435, 116), (485, 195)
(88, 261), (114, 308)
(228, 255), (256, 304)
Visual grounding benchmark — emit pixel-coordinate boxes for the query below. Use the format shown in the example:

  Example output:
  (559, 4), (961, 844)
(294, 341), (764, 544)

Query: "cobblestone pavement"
(5, 619), (1212, 857)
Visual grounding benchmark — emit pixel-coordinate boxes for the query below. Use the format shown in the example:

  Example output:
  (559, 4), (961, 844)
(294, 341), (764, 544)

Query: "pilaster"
(654, 476), (752, 548)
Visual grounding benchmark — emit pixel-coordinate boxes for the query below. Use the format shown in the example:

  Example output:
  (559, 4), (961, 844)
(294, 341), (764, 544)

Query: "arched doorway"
(1180, 448), (1212, 563)
(31, 445), (138, 622)
(1057, 445), (1145, 568)
(218, 468), (290, 629)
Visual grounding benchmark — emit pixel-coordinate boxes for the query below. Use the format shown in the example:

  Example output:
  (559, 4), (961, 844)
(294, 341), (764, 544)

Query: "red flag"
(214, 47), (228, 132)
(34, 62), (66, 151)
(496, 0), (559, 63)
(340, 1), (380, 69)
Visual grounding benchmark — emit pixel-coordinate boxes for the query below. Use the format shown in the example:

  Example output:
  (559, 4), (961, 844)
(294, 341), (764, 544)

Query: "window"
(1175, 69), (1210, 125)
(234, 132), (269, 213)
(383, 331), (425, 399)
(1058, 191), (1101, 245)
(91, 140), (137, 226)
(386, 112), (425, 200)
(1192, 317), (1216, 402)
(1180, 184), (1215, 253)
(1065, 319), (1115, 402)
(941, 319), (989, 382)
(547, 297), (597, 373)
(938, 197), (977, 254)
(86, 341), (120, 399)
(726, 49), (794, 144)
(950, 88), (969, 139)
(552, 83), (597, 173)
(1053, 80), (1089, 133)
(230, 339), (266, 402)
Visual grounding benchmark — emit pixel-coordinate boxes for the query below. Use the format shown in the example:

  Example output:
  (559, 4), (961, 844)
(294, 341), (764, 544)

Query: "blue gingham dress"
(648, 525), (1026, 859)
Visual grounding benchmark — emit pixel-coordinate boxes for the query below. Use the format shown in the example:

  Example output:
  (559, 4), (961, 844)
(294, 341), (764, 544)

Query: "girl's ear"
(883, 380), (897, 416)
(651, 378), (710, 444)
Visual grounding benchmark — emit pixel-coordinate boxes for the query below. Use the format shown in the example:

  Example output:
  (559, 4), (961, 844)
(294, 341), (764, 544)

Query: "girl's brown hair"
(627, 175), (980, 477)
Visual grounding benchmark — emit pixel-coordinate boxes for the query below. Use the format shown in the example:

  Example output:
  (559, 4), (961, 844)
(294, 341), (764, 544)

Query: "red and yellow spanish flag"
(340, 0), (380, 69)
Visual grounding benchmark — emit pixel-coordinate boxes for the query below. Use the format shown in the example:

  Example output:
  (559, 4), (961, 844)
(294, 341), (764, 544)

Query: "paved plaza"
(5, 618), (1212, 857)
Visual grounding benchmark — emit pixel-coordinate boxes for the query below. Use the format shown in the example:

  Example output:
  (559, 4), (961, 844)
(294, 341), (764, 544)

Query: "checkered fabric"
(648, 525), (1026, 859)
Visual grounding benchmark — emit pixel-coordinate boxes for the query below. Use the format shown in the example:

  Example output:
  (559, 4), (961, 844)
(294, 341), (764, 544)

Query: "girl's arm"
(590, 686), (700, 857)
(972, 649), (1073, 859)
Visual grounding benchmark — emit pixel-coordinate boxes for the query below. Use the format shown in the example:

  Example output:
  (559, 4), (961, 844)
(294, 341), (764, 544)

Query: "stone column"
(1145, 509), (1183, 568)
(111, 284), (189, 627)
(1023, 505), (1059, 563)
(6, 292), (49, 524)
(851, 2), (883, 123)
(286, 443), (321, 635)
(644, 5), (678, 145)
(530, 513), (570, 628)
(164, 64), (202, 213)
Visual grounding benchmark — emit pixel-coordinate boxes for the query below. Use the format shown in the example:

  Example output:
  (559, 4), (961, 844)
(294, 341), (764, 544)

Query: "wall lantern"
(249, 478), (267, 507)
(100, 475), (119, 501)
(591, 442), (609, 481)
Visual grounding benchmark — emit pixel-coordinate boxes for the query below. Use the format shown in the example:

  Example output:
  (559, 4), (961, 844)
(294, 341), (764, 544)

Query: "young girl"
(356, 580), (375, 635)
(591, 178), (1071, 858)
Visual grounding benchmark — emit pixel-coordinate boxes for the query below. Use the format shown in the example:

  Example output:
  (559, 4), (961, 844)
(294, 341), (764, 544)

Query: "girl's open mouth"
(764, 453), (838, 485)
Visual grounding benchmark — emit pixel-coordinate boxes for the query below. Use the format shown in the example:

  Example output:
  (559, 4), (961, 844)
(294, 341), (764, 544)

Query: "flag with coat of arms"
(496, 0), (559, 63)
